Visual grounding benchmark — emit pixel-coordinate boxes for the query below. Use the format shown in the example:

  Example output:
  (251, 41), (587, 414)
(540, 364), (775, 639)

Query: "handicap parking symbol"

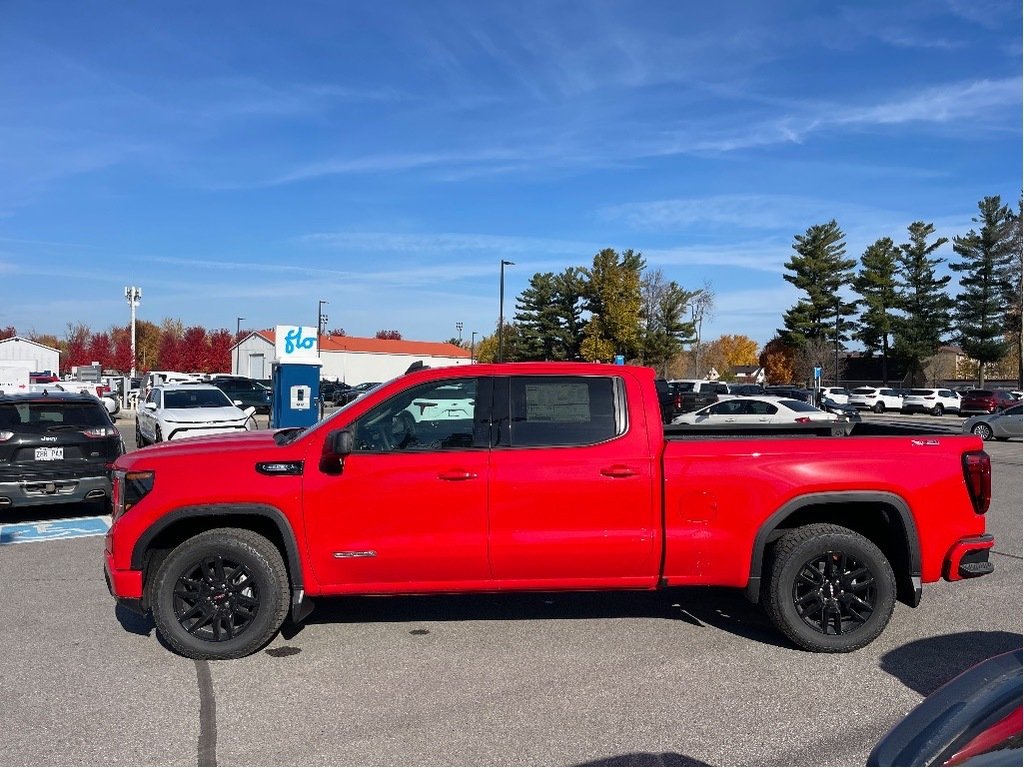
(0, 516), (111, 546)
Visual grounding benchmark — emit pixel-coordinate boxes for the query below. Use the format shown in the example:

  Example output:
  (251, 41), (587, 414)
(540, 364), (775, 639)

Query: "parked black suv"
(208, 376), (273, 414)
(0, 391), (124, 511)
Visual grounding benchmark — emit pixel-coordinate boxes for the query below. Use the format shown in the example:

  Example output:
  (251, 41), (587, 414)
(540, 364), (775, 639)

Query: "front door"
(302, 376), (490, 592)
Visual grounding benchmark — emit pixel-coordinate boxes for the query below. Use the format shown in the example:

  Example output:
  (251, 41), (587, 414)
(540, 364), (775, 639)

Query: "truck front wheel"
(763, 524), (895, 653)
(150, 528), (290, 660)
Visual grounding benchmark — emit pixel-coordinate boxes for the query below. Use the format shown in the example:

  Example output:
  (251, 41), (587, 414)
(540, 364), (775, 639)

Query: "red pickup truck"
(105, 363), (995, 660)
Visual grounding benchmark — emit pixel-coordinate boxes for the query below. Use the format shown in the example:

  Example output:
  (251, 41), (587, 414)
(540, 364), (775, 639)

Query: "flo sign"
(275, 325), (320, 364)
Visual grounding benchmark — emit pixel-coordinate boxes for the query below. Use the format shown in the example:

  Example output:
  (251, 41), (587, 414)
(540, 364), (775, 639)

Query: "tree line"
(473, 193), (1022, 388)
(0, 321), (406, 375)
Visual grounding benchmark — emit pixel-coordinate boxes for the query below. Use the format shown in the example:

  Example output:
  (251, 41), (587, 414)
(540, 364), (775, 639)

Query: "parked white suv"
(901, 388), (961, 416)
(849, 387), (904, 413)
(136, 384), (256, 445)
(818, 387), (851, 405)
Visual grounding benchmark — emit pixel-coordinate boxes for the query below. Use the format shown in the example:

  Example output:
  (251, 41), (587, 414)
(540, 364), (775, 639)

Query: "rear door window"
(505, 376), (623, 448)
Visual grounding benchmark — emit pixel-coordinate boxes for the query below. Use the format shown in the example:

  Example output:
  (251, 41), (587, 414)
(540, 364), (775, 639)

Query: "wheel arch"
(130, 504), (312, 621)
(745, 492), (921, 607)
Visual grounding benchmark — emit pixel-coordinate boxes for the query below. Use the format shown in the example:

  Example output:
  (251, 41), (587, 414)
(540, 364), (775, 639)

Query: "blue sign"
(0, 516), (110, 546)
(813, 366), (822, 378)
(614, 355), (625, 365)
(275, 325), (320, 364)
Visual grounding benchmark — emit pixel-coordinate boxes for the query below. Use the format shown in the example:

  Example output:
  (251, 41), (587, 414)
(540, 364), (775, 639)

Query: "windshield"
(164, 389), (233, 408)
(0, 401), (110, 430)
(673, 382), (695, 392)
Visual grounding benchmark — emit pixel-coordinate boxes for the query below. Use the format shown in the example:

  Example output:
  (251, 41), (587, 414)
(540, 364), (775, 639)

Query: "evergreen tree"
(779, 220), (857, 347)
(514, 269), (584, 361)
(893, 221), (952, 383)
(950, 196), (1019, 386)
(853, 237), (900, 385)
(1003, 199), (1023, 387)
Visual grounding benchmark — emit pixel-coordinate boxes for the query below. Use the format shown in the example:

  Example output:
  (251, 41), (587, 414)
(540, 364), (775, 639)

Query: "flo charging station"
(270, 325), (322, 429)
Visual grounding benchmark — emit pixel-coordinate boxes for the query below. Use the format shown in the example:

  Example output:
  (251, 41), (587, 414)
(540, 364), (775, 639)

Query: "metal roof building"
(0, 335), (61, 374)
(231, 331), (471, 384)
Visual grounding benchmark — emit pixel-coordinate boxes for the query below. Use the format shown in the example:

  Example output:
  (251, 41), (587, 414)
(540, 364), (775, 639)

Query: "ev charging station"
(270, 325), (322, 429)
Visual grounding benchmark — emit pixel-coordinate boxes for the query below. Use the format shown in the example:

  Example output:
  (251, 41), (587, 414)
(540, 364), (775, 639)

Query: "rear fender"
(745, 491), (922, 606)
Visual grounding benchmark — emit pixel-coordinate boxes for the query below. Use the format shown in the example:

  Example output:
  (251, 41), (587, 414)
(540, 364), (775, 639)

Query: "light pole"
(235, 317), (245, 375)
(834, 295), (841, 386)
(498, 260), (514, 362)
(471, 331), (477, 363)
(124, 286), (141, 377)
(317, 300), (329, 356)
(455, 321), (463, 344)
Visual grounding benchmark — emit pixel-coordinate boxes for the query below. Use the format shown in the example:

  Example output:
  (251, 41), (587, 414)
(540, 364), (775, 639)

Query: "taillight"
(674, 393), (681, 409)
(83, 426), (119, 438)
(962, 451), (991, 515)
(795, 417), (812, 423)
(0, 430), (12, 442)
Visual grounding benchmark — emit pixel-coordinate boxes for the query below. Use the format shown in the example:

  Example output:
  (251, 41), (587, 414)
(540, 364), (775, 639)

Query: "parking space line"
(0, 515), (111, 546)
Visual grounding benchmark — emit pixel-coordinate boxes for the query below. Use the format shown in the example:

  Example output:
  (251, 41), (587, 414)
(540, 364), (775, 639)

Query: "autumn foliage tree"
(759, 336), (796, 385)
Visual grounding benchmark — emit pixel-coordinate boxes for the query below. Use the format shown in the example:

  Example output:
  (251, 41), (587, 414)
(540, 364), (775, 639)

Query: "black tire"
(932, 404), (944, 416)
(872, 402), (885, 413)
(154, 425), (163, 443)
(972, 423), (994, 441)
(135, 421), (146, 448)
(150, 528), (290, 660)
(763, 524), (896, 653)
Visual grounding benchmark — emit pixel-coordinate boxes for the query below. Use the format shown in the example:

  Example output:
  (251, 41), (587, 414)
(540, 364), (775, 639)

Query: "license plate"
(34, 447), (64, 461)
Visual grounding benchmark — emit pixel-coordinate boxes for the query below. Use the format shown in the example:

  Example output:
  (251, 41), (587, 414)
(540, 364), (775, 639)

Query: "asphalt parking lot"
(0, 412), (1020, 766)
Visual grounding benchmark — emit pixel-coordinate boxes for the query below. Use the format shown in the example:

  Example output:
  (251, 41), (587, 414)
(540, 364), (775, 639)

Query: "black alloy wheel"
(972, 423), (994, 441)
(172, 554), (261, 642)
(932, 404), (944, 416)
(763, 523), (895, 652)
(154, 425), (163, 443)
(791, 550), (877, 636)
(151, 528), (290, 659)
(135, 421), (146, 447)
(872, 402), (885, 413)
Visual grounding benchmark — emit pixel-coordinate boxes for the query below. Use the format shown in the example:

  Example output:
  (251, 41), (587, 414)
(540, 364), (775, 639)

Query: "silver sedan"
(962, 404), (1023, 441)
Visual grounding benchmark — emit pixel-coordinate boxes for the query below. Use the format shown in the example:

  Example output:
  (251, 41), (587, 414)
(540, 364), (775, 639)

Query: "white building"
(231, 331), (471, 383)
(0, 336), (61, 374)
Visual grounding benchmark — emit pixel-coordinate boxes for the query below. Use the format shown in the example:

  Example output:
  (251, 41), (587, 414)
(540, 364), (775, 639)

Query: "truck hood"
(117, 429), (285, 469)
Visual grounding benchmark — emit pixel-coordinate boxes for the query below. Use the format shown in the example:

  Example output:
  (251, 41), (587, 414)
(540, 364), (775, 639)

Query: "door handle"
(438, 470), (478, 481)
(601, 465), (637, 478)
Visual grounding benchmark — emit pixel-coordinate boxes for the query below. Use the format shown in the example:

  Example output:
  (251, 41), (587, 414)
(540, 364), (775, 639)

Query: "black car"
(208, 377), (273, 415)
(333, 381), (379, 407)
(0, 391), (124, 511)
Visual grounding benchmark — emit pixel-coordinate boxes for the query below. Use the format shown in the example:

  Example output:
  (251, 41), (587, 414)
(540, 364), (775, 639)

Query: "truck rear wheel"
(763, 524), (895, 653)
(150, 528), (289, 660)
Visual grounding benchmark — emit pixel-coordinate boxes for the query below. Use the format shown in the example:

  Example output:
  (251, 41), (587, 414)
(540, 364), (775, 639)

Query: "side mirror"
(320, 429), (353, 474)
(233, 399), (244, 407)
(144, 402), (157, 411)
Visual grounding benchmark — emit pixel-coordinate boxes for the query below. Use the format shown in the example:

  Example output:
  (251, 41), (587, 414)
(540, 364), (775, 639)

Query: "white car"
(136, 384), (256, 445)
(30, 380), (119, 416)
(671, 396), (838, 426)
(818, 387), (851, 405)
(849, 387), (904, 413)
(900, 388), (961, 416)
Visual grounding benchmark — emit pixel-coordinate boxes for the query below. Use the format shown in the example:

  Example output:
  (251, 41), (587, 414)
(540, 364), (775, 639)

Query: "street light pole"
(124, 286), (141, 377)
(835, 295), (841, 385)
(235, 317), (245, 375)
(471, 331), (477, 363)
(317, 300), (329, 358)
(498, 260), (514, 362)
(455, 321), (463, 345)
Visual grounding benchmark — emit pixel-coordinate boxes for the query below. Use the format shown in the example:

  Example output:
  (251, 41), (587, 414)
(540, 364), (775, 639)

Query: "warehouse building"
(0, 335), (61, 375)
(231, 330), (471, 384)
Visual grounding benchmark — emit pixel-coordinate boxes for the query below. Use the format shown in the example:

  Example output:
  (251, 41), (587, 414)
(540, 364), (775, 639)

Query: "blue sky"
(1, 0), (1020, 349)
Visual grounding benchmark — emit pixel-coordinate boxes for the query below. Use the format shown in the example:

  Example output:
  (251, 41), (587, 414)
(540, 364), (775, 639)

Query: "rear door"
(487, 374), (659, 586)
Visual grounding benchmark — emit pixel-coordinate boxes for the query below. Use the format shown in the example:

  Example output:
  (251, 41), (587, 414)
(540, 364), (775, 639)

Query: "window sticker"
(524, 383), (590, 423)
